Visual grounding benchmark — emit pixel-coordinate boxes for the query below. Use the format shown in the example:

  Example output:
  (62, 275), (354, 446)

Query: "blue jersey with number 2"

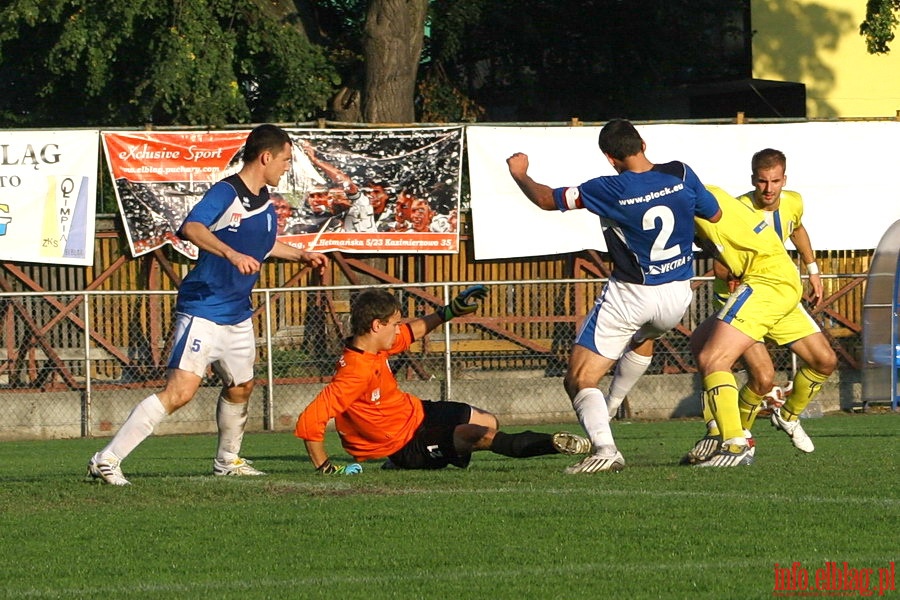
(175, 174), (278, 324)
(553, 161), (718, 285)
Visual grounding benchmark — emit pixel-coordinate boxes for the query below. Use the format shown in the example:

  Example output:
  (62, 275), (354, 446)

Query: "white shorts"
(574, 279), (693, 360)
(167, 313), (256, 386)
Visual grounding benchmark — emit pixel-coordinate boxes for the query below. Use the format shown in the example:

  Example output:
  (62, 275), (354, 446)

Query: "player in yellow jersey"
(688, 185), (835, 466)
(684, 150), (836, 464)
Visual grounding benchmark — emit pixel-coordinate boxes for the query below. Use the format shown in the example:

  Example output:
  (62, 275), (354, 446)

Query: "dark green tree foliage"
(860, 0), (900, 53)
(0, 0), (338, 127)
(417, 0), (487, 122)
(424, 0), (750, 122)
(0, 0), (760, 126)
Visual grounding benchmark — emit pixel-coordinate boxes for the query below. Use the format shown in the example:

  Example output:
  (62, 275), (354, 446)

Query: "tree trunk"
(330, 86), (362, 123)
(362, 0), (428, 123)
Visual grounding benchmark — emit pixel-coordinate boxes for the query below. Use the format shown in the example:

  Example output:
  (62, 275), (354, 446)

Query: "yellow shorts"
(716, 279), (819, 346)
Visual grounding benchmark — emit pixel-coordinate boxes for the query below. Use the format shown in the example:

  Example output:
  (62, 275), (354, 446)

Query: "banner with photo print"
(278, 127), (462, 253)
(103, 127), (463, 259)
(102, 130), (250, 259)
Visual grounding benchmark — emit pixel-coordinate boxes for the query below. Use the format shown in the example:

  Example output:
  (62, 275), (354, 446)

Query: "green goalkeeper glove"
(316, 460), (362, 475)
(439, 284), (489, 322)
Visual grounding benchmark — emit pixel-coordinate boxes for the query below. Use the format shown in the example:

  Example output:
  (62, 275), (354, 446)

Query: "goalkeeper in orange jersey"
(294, 286), (590, 473)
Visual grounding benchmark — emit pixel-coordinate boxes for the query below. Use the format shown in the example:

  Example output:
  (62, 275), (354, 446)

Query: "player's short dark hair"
(242, 124), (291, 163)
(751, 148), (787, 174)
(350, 288), (401, 336)
(363, 181), (394, 195)
(598, 119), (644, 161)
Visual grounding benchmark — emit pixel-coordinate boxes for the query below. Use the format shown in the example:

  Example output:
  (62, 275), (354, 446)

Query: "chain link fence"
(0, 278), (859, 440)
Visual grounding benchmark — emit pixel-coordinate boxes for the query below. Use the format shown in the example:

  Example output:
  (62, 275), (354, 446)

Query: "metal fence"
(0, 277), (862, 440)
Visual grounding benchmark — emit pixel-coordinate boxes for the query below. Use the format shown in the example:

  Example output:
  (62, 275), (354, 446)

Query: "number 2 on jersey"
(643, 205), (679, 262)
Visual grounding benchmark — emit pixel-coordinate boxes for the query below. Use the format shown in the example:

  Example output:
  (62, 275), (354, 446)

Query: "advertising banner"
(102, 130), (250, 258)
(103, 127), (463, 258)
(0, 130), (98, 266)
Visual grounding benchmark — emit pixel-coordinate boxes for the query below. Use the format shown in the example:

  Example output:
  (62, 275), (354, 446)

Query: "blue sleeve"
(553, 176), (617, 217)
(551, 187), (567, 211)
(178, 181), (235, 234)
(684, 166), (718, 219)
(553, 188), (566, 210)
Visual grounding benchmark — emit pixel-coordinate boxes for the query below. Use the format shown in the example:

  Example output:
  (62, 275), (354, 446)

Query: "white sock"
(216, 397), (249, 462)
(102, 394), (168, 462)
(606, 350), (653, 417)
(571, 387), (616, 454)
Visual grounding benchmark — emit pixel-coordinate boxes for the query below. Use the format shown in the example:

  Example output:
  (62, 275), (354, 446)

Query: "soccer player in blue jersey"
(506, 119), (721, 473)
(88, 124), (328, 485)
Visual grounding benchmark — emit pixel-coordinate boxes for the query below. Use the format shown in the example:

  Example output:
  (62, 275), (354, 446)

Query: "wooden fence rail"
(0, 218), (871, 395)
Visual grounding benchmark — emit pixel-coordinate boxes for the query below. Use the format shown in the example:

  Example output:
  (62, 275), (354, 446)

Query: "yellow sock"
(782, 366), (830, 421)
(701, 391), (720, 436)
(703, 371), (742, 442)
(738, 385), (765, 430)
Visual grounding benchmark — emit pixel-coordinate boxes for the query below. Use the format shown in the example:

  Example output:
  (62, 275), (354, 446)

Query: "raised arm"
(506, 152), (557, 210)
(409, 285), (491, 340)
(301, 141), (359, 195)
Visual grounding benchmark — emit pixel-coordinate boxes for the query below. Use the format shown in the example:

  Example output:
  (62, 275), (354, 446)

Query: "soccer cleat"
(679, 435), (721, 465)
(770, 408), (814, 453)
(551, 431), (592, 455)
(87, 453), (131, 486)
(758, 385), (784, 417)
(694, 443), (754, 467)
(213, 457), (266, 476)
(744, 429), (756, 458)
(564, 450), (625, 474)
(783, 381), (793, 397)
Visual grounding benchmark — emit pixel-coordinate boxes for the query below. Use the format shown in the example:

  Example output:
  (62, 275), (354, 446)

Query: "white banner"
(0, 130), (98, 266)
(468, 122), (900, 259)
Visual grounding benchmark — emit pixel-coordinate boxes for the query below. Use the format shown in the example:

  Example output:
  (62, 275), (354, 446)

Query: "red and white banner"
(102, 130), (250, 258)
(103, 127), (463, 258)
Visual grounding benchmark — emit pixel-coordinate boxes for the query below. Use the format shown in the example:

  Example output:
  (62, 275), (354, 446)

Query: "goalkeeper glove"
(439, 284), (489, 322)
(316, 460), (363, 475)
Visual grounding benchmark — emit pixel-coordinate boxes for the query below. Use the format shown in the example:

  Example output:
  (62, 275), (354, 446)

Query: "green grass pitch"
(0, 413), (897, 599)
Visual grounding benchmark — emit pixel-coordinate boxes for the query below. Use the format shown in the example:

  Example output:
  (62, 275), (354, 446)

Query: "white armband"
(806, 262), (819, 275)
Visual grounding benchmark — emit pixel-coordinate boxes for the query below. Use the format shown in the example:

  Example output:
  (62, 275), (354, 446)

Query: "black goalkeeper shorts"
(388, 400), (473, 469)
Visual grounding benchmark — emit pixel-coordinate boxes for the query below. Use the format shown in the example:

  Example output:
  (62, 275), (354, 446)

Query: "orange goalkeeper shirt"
(294, 323), (425, 461)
